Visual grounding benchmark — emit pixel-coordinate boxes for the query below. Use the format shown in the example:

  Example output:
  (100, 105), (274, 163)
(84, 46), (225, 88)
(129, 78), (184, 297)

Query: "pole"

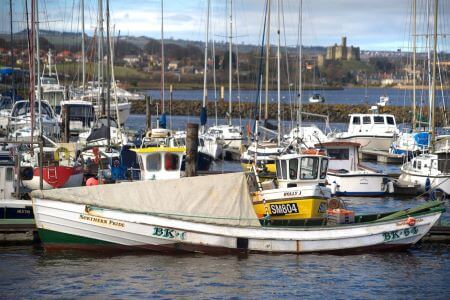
(146, 96), (151, 131)
(98, 0), (104, 115)
(35, 0), (42, 138)
(276, 0), (281, 146)
(161, 0), (165, 113)
(106, 0), (111, 146)
(62, 105), (70, 142)
(9, 0), (15, 102)
(81, 0), (86, 90)
(412, 0), (416, 129)
(185, 123), (199, 177)
(297, 0), (303, 130)
(28, 0), (35, 147)
(169, 84), (173, 129)
(228, 0), (233, 125)
(264, 0), (271, 121)
(430, 0), (438, 152)
(202, 0), (210, 132)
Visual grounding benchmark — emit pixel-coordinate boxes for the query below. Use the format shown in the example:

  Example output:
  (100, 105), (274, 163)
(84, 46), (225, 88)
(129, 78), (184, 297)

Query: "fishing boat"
(38, 50), (66, 113)
(251, 153), (330, 221)
(319, 141), (394, 196)
(21, 146), (83, 190)
(31, 172), (444, 253)
(328, 113), (399, 152)
(59, 100), (96, 136)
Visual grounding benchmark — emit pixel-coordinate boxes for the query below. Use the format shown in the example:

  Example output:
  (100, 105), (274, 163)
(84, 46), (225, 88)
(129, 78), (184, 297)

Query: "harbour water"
(1, 114), (449, 298)
(145, 87), (450, 107)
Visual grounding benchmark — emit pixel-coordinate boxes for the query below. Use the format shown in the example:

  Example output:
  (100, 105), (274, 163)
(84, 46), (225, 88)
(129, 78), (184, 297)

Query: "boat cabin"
(316, 142), (359, 172)
(134, 147), (185, 180)
(275, 154), (329, 189)
(60, 100), (95, 135)
(0, 150), (15, 200)
(347, 113), (397, 135)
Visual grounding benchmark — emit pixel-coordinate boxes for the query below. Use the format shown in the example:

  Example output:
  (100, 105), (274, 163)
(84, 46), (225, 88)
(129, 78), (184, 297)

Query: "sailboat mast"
(276, 0), (281, 146)
(9, 0), (15, 102)
(228, 0), (233, 126)
(297, 0), (303, 129)
(430, 0), (438, 152)
(106, 0), (111, 146)
(35, 0), (42, 136)
(412, 0), (416, 129)
(202, 0), (210, 132)
(264, 0), (271, 121)
(98, 0), (104, 115)
(81, 0), (86, 90)
(28, 0), (35, 144)
(161, 0), (165, 114)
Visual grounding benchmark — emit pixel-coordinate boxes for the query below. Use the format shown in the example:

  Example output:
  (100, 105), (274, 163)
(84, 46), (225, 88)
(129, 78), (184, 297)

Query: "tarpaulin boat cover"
(32, 172), (261, 227)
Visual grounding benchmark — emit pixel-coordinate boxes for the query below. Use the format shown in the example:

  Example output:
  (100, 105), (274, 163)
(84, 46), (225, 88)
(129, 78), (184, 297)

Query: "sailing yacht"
(398, 0), (450, 196)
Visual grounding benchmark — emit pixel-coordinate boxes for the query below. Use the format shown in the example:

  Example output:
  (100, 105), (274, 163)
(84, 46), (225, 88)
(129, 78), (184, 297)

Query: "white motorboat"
(284, 124), (327, 149)
(59, 100), (96, 135)
(328, 113), (399, 151)
(31, 172), (443, 253)
(308, 93), (325, 103)
(319, 141), (394, 196)
(240, 141), (284, 173)
(207, 124), (243, 151)
(398, 152), (450, 195)
(8, 100), (60, 141)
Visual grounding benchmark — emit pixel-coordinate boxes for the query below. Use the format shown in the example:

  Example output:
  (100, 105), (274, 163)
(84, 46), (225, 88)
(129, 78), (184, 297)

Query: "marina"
(0, 0), (449, 298)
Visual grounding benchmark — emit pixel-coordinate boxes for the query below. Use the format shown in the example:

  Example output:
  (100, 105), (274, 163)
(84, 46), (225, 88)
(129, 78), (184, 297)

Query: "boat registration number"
(382, 226), (418, 241)
(270, 203), (299, 216)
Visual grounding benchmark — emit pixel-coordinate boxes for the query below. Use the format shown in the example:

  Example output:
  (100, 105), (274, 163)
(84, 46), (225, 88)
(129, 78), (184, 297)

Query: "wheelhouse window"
(373, 116), (384, 124)
(327, 148), (349, 160)
(417, 160), (422, 170)
(320, 158), (328, 179)
(386, 116), (395, 125)
(289, 158), (298, 180)
(146, 153), (161, 171)
(352, 116), (361, 125)
(6, 167), (13, 181)
(363, 116), (371, 124)
(164, 153), (180, 171)
(300, 157), (319, 180)
(280, 160), (287, 180)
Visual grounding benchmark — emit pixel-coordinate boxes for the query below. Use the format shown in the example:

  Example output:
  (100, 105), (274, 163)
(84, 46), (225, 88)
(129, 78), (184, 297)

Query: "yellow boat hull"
(252, 195), (327, 220)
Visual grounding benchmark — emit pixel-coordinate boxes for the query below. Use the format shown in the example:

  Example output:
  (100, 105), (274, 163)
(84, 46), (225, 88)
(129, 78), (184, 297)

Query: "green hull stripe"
(0, 219), (35, 225)
(38, 228), (114, 246)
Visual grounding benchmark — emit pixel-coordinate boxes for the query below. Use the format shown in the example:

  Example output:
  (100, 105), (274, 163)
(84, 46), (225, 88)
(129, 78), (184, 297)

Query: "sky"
(1, 0), (450, 51)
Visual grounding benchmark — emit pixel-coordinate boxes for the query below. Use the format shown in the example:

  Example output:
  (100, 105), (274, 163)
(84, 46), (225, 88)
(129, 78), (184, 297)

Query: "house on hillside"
(167, 60), (179, 71)
(123, 55), (141, 66)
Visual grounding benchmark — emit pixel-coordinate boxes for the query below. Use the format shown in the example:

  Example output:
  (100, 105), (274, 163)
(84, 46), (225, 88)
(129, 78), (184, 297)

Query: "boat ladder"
(47, 166), (58, 183)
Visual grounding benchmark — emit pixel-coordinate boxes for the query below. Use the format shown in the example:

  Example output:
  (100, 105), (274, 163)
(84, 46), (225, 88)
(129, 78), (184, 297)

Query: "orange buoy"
(406, 217), (416, 226)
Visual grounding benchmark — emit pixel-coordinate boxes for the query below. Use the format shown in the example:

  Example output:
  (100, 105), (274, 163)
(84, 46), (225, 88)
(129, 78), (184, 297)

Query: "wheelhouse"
(275, 154), (329, 189)
(134, 147), (185, 180)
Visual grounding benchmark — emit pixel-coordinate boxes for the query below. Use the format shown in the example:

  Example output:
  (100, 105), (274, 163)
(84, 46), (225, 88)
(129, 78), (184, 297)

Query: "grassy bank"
(131, 100), (447, 126)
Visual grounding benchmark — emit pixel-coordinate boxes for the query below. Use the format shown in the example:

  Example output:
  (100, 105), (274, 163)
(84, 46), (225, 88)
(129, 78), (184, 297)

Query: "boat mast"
(35, 0), (42, 137)
(98, 0), (104, 115)
(297, 0), (303, 131)
(161, 0), (165, 115)
(228, 0), (233, 126)
(106, 0), (111, 146)
(202, 0), (210, 133)
(28, 0), (35, 144)
(412, 0), (417, 130)
(9, 0), (15, 102)
(276, 0), (281, 146)
(81, 0), (86, 90)
(264, 0), (271, 122)
(430, 0), (438, 152)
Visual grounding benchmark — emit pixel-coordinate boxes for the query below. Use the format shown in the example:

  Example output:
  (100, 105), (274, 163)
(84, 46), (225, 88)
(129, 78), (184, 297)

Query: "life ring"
(406, 217), (416, 227)
(54, 147), (70, 161)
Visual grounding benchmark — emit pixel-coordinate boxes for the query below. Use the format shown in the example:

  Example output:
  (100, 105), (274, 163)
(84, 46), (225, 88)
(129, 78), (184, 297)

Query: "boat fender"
(387, 181), (394, 194)
(54, 147), (69, 161)
(86, 177), (99, 186)
(93, 147), (100, 164)
(406, 217), (416, 227)
(331, 181), (337, 195)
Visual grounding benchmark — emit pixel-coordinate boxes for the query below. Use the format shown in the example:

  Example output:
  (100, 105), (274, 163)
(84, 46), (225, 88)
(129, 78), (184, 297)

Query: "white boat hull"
(331, 135), (394, 152)
(327, 172), (389, 196)
(94, 102), (131, 124)
(399, 171), (450, 195)
(33, 198), (441, 253)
